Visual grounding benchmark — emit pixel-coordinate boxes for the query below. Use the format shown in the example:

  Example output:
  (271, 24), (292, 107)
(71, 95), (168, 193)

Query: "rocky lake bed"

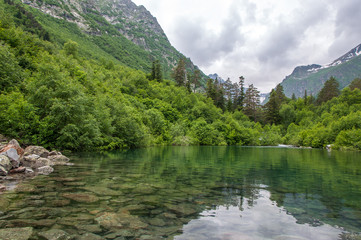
(0, 145), (359, 239)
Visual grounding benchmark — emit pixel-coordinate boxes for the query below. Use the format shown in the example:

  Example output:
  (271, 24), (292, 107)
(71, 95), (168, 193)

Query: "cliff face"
(22, 0), (167, 47)
(22, 0), (203, 80)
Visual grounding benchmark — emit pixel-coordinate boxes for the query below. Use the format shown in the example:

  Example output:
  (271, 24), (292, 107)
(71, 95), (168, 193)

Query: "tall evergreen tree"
(191, 69), (201, 92)
(291, 93), (296, 101)
(186, 72), (192, 93)
(238, 76), (245, 110)
(214, 79), (225, 111)
(173, 58), (186, 87)
(349, 78), (361, 91)
(264, 84), (287, 124)
(150, 60), (162, 82)
(244, 84), (260, 121)
(206, 78), (216, 99)
(316, 76), (340, 105)
(224, 78), (233, 112)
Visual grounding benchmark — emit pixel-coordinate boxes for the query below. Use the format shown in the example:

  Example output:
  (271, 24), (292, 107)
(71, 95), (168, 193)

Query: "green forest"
(1, 0), (361, 151)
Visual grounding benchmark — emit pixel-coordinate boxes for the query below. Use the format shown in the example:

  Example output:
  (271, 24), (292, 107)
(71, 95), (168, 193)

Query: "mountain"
(280, 44), (361, 98)
(20, 0), (204, 81)
(208, 73), (225, 83)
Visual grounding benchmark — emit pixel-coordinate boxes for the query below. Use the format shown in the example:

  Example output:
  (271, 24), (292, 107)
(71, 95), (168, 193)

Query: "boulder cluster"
(0, 137), (70, 180)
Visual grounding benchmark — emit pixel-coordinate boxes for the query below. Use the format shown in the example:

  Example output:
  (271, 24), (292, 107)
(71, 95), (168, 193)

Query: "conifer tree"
(151, 60), (162, 82)
(244, 84), (261, 121)
(206, 78), (216, 99)
(191, 69), (201, 92)
(173, 58), (186, 87)
(304, 90), (308, 105)
(238, 76), (245, 110)
(291, 93), (296, 101)
(316, 76), (340, 105)
(349, 78), (361, 91)
(264, 84), (286, 124)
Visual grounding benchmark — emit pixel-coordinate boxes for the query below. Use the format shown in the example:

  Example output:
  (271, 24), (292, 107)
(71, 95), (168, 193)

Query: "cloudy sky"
(132, 0), (361, 93)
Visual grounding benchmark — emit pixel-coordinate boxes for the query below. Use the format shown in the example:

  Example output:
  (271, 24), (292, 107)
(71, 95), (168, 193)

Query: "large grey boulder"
(0, 139), (24, 168)
(1, 148), (20, 168)
(0, 155), (11, 172)
(23, 146), (49, 158)
(22, 155), (52, 169)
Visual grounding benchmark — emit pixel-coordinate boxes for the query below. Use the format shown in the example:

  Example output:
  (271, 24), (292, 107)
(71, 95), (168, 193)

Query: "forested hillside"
(20, 0), (205, 82)
(1, 0), (361, 151)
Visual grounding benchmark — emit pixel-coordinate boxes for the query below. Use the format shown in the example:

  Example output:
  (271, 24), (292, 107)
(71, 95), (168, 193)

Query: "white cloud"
(133, 0), (361, 93)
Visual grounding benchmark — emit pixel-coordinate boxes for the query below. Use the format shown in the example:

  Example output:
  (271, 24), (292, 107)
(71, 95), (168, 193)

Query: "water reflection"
(176, 189), (343, 240)
(0, 146), (359, 239)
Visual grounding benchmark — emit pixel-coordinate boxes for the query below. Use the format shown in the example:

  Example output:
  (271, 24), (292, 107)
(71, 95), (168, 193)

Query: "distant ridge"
(280, 43), (361, 98)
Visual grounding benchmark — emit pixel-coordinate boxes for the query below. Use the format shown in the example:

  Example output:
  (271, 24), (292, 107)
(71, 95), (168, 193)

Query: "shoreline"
(0, 138), (71, 193)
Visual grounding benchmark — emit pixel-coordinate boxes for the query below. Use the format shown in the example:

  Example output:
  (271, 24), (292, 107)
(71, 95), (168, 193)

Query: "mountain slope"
(280, 44), (361, 98)
(20, 0), (203, 80)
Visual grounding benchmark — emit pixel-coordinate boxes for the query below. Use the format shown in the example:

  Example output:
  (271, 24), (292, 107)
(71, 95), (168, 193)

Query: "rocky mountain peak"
(279, 43), (361, 98)
(22, 0), (169, 48)
(327, 43), (361, 67)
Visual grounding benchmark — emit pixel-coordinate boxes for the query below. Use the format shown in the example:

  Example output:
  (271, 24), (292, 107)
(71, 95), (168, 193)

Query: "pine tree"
(206, 78), (215, 99)
(238, 76), (245, 110)
(191, 69), (201, 92)
(291, 93), (296, 101)
(154, 60), (162, 82)
(223, 78), (232, 112)
(265, 84), (286, 123)
(186, 72), (192, 93)
(349, 78), (361, 91)
(316, 76), (340, 105)
(173, 58), (186, 87)
(304, 90), (308, 105)
(264, 84), (286, 124)
(244, 84), (260, 121)
(214, 79), (225, 111)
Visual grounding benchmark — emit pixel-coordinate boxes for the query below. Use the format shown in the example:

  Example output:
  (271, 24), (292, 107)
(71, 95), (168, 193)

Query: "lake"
(0, 146), (360, 239)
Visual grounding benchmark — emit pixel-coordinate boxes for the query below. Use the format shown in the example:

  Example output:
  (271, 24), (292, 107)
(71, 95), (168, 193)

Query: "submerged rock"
(78, 232), (103, 240)
(164, 203), (198, 216)
(62, 192), (99, 203)
(48, 155), (70, 165)
(38, 229), (71, 240)
(0, 227), (33, 240)
(37, 166), (54, 175)
(95, 212), (123, 229)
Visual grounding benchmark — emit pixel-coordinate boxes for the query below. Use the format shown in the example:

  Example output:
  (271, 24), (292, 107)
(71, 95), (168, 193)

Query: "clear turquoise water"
(0, 146), (360, 239)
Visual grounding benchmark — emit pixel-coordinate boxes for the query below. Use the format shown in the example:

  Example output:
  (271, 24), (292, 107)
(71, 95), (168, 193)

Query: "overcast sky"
(132, 0), (361, 93)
